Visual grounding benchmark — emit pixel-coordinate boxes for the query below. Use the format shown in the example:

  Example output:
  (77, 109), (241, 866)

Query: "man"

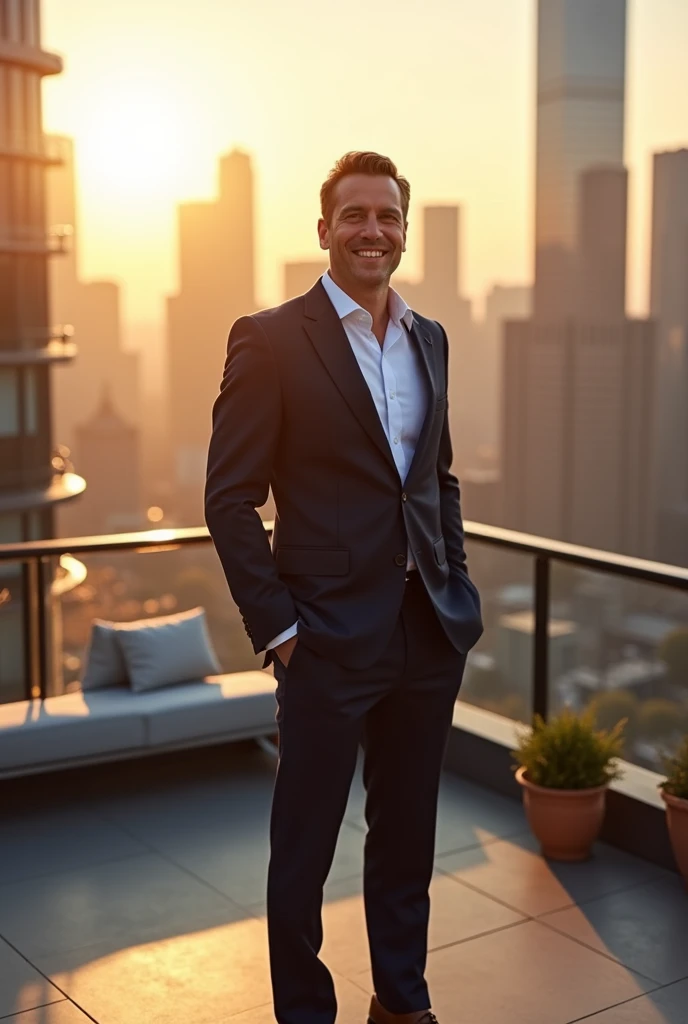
(205, 151), (483, 1024)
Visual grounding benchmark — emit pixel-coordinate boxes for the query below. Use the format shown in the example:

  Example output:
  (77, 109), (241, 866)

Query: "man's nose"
(361, 215), (382, 239)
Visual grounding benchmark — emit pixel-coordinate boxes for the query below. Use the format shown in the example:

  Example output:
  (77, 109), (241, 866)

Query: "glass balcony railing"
(1, 521), (687, 780)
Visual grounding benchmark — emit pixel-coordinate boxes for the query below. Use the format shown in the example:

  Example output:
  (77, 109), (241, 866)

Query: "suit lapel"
(303, 282), (397, 472)
(404, 315), (438, 480)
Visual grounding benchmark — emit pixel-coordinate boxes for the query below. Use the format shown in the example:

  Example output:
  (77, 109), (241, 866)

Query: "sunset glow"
(42, 0), (688, 322)
(77, 75), (196, 202)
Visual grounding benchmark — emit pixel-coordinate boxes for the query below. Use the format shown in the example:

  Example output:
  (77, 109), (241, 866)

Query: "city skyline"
(41, 0), (688, 329)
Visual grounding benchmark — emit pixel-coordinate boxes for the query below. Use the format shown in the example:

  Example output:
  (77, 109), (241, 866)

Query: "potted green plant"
(660, 735), (688, 888)
(513, 709), (625, 861)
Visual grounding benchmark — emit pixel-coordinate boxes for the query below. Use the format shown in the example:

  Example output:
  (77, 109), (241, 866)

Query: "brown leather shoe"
(368, 993), (439, 1024)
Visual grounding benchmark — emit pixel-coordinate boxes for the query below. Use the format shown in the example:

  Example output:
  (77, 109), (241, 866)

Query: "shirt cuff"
(266, 622), (299, 649)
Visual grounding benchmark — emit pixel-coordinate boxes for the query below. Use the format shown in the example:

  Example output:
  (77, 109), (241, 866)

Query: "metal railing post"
(21, 558), (40, 700)
(36, 557), (49, 700)
(533, 555), (550, 720)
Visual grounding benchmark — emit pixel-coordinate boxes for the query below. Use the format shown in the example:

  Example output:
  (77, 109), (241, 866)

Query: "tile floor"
(1, 741), (686, 1023)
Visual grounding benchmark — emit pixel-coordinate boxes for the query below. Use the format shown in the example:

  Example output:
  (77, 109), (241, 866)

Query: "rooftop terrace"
(2, 739), (687, 1024)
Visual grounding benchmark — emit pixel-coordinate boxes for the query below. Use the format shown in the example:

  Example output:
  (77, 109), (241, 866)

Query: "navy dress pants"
(268, 573), (466, 1024)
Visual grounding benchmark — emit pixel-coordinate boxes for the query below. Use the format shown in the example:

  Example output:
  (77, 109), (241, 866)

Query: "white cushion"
(81, 620), (129, 690)
(114, 607), (222, 692)
(0, 691), (145, 770)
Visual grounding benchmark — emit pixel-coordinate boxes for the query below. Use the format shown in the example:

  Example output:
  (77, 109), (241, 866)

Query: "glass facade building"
(534, 0), (627, 321)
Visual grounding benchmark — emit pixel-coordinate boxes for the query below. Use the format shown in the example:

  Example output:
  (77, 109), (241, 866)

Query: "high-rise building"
(534, 0), (627, 320)
(167, 149), (257, 524)
(649, 149), (688, 566)
(65, 387), (143, 537)
(395, 205), (474, 466)
(478, 284), (532, 457)
(502, 319), (656, 558)
(577, 166), (628, 322)
(0, 1), (85, 701)
(283, 260), (328, 301)
(499, 0), (658, 560)
(47, 136), (140, 478)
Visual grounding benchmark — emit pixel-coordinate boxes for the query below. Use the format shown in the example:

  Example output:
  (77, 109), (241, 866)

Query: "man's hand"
(274, 635), (298, 668)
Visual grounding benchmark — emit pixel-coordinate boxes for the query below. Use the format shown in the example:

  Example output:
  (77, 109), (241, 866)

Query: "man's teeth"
(357, 250), (385, 258)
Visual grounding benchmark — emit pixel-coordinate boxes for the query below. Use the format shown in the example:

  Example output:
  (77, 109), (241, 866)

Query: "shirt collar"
(321, 271), (414, 331)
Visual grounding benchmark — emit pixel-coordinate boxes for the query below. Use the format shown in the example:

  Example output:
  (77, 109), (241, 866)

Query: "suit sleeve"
(205, 315), (297, 653)
(436, 322), (470, 576)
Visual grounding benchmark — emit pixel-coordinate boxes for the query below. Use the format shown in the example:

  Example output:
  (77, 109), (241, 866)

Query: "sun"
(77, 72), (200, 203)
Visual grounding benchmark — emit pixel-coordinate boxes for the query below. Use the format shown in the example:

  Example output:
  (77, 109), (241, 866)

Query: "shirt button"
(394, 553), (406, 567)
(393, 436), (399, 445)
(390, 392), (396, 399)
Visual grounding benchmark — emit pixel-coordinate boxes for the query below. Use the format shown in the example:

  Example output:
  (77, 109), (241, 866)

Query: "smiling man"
(205, 151), (483, 1024)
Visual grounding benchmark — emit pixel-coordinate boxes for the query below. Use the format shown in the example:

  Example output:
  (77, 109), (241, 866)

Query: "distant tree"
(587, 690), (639, 752)
(636, 699), (687, 743)
(658, 628), (688, 688)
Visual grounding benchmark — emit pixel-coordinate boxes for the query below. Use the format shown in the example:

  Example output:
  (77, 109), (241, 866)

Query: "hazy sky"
(42, 0), (688, 329)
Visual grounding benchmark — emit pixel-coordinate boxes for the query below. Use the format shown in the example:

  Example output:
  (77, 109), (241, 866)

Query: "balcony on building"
(0, 325), (77, 366)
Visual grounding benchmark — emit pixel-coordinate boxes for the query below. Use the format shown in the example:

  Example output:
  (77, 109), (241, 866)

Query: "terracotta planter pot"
(515, 766), (608, 861)
(661, 789), (688, 887)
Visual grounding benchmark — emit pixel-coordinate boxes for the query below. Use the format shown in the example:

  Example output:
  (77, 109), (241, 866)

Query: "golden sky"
(42, 0), (688, 327)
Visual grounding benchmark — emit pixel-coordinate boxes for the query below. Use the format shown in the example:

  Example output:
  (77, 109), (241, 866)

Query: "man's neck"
(328, 270), (390, 345)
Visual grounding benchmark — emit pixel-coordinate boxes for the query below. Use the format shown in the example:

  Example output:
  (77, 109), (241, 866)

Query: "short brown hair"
(320, 151), (411, 224)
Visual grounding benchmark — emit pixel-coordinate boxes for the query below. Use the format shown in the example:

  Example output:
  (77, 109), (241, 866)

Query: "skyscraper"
(534, 0), (627, 320)
(502, 319), (656, 558)
(167, 149), (257, 524)
(0, 4), (85, 545)
(501, 0), (658, 559)
(577, 166), (628, 322)
(69, 387), (143, 537)
(479, 284), (532, 457)
(650, 149), (688, 565)
(0, 1), (85, 702)
(48, 136), (140, 478)
(394, 205), (474, 466)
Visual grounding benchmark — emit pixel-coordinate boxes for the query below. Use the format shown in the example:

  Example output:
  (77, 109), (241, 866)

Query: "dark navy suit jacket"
(205, 280), (483, 670)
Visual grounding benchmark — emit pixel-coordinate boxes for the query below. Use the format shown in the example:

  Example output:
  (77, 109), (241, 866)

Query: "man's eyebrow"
(338, 204), (402, 217)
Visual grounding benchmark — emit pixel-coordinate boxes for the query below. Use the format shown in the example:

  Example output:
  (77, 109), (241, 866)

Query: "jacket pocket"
(276, 546), (350, 576)
(433, 536), (447, 566)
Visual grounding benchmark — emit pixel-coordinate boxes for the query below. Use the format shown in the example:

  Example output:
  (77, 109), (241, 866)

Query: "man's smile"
(352, 248), (388, 259)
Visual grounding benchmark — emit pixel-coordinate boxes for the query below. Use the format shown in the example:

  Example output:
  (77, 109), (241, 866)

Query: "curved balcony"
(0, 326), (76, 366)
(0, 133), (69, 165)
(0, 225), (73, 256)
(51, 554), (88, 598)
(0, 472), (86, 514)
(0, 38), (63, 76)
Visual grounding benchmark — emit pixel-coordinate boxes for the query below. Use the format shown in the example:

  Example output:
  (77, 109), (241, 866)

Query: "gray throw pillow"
(114, 607), (222, 693)
(81, 619), (129, 691)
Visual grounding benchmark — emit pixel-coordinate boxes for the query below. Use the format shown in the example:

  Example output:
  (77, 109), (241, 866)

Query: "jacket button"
(401, 492), (407, 502)
(394, 553), (406, 567)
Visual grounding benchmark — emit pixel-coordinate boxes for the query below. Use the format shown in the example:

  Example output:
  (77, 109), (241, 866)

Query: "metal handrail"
(1, 520), (687, 585)
(1, 519), (686, 705)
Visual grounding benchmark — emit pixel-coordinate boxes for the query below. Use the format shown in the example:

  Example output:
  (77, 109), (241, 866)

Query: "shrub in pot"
(660, 735), (688, 888)
(513, 709), (625, 861)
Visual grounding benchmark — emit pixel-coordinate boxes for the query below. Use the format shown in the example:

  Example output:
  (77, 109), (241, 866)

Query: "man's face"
(318, 174), (407, 291)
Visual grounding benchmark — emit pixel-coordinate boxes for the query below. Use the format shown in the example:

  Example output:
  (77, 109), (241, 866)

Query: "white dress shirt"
(267, 271), (428, 651)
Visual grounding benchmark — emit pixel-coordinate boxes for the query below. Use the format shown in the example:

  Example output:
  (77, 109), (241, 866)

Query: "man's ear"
(317, 217), (329, 250)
